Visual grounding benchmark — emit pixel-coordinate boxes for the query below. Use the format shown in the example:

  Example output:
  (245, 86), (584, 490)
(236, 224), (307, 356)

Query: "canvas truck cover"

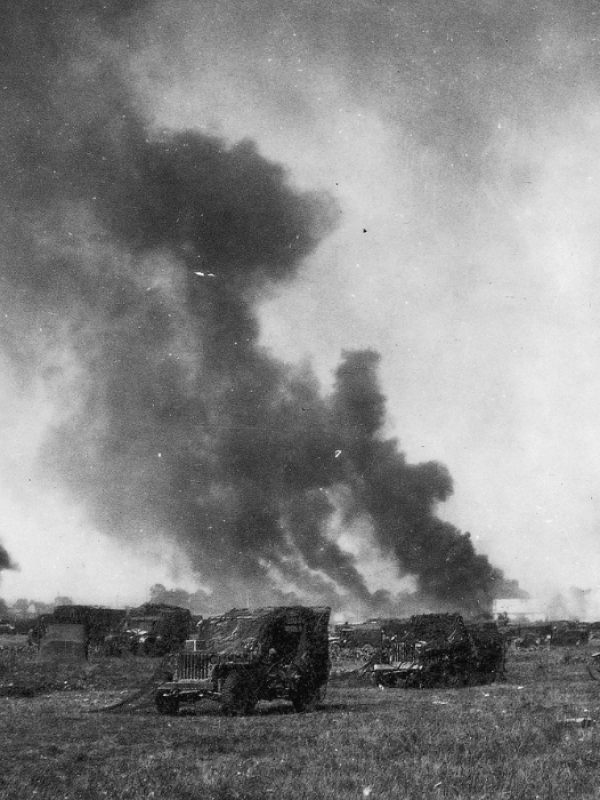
(52, 605), (126, 648)
(197, 606), (330, 662)
(39, 623), (88, 661)
(400, 613), (470, 647)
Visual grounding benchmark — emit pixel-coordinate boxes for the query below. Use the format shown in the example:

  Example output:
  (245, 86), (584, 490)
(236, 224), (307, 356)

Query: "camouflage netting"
(53, 606), (127, 648)
(465, 622), (506, 677)
(399, 614), (470, 648)
(197, 607), (331, 662)
(382, 614), (504, 687)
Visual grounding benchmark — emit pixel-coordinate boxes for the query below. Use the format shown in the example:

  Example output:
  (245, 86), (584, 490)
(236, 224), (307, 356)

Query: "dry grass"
(1, 641), (600, 799)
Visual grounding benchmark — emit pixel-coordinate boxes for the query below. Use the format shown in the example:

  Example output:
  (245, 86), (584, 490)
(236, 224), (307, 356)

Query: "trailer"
(373, 614), (504, 688)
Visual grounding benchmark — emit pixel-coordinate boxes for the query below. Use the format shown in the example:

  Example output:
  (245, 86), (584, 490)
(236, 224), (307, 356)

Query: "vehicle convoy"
(103, 603), (192, 657)
(373, 614), (505, 688)
(154, 606), (331, 715)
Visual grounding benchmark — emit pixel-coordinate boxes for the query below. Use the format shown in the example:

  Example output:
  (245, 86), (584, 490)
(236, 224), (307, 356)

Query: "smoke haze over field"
(1, 0), (599, 613)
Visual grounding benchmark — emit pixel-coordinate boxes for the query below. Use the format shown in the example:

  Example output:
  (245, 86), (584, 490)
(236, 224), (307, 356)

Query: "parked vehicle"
(373, 614), (504, 688)
(154, 606), (331, 715)
(0, 620), (16, 635)
(53, 605), (126, 650)
(104, 604), (192, 656)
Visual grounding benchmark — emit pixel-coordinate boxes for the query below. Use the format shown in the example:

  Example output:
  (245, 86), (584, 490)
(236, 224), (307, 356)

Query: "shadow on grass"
(130, 698), (372, 718)
(253, 700), (364, 715)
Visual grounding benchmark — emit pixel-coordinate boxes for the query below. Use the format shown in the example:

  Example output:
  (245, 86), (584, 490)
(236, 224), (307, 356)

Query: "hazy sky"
(2, 0), (600, 611)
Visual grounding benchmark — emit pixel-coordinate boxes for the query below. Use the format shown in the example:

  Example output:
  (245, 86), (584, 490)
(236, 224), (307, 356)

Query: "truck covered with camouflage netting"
(154, 606), (331, 715)
(373, 614), (504, 688)
(39, 623), (88, 662)
(53, 605), (127, 650)
(103, 604), (192, 657)
(465, 621), (506, 681)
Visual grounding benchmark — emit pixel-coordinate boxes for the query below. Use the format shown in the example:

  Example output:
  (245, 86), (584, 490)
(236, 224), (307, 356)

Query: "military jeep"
(154, 606), (331, 715)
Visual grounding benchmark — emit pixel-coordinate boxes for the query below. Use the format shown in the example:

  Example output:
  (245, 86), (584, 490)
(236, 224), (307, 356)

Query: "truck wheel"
(144, 639), (157, 657)
(291, 682), (319, 712)
(155, 694), (179, 715)
(447, 672), (469, 688)
(221, 671), (257, 716)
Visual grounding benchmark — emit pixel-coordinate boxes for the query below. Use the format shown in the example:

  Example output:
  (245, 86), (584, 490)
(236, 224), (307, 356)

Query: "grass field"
(1, 639), (600, 799)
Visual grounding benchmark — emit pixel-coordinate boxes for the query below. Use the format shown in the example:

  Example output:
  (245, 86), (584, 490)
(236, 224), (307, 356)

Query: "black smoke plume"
(0, 543), (15, 574)
(1, 1), (513, 614)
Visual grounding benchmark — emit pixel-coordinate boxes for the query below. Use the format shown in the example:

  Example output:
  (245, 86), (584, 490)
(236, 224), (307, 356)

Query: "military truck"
(53, 605), (126, 651)
(334, 620), (384, 649)
(154, 606), (331, 715)
(373, 613), (504, 688)
(103, 603), (192, 657)
(0, 620), (16, 635)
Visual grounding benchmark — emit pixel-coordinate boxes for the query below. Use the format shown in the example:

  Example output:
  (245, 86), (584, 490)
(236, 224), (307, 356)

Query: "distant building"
(493, 598), (546, 623)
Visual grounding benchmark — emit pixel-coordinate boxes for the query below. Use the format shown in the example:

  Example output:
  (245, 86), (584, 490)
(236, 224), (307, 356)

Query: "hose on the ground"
(87, 655), (173, 713)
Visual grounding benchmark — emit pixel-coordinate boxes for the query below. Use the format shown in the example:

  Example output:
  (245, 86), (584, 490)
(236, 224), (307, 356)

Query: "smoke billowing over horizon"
(0, 1), (532, 615)
(0, 543), (15, 575)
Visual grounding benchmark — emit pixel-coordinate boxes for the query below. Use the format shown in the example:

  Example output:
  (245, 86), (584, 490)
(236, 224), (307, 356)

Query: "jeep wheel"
(221, 671), (257, 716)
(155, 694), (179, 715)
(588, 662), (600, 681)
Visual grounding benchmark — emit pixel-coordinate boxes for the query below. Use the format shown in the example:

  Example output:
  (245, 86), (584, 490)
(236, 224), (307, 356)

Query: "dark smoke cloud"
(0, 543), (16, 573)
(329, 351), (503, 608)
(1, 0), (515, 614)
